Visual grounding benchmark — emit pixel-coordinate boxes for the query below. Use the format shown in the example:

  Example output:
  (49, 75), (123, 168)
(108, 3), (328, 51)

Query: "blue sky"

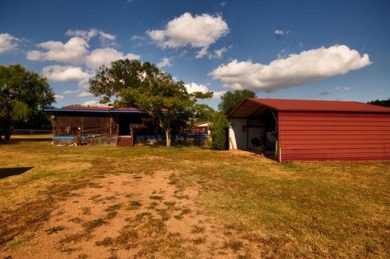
(1, 0), (389, 109)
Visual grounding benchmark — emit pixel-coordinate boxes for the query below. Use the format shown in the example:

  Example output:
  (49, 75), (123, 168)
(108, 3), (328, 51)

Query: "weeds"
(45, 226), (65, 235)
(149, 195), (164, 200)
(95, 237), (114, 247)
(128, 200), (142, 210)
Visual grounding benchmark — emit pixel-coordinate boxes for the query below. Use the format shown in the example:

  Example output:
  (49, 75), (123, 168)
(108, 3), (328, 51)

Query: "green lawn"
(0, 140), (389, 258)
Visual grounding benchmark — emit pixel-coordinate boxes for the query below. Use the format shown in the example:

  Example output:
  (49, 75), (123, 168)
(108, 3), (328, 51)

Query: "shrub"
(211, 112), (228, 150)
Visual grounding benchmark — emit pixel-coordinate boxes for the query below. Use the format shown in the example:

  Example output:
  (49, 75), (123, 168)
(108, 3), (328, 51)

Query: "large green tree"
(218, 89), (256, 115)
(90, 59), (211, 146)
(0, 64), (55, 142)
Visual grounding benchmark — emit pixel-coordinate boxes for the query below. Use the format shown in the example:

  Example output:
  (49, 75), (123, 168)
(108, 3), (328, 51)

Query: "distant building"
(45, 106), (208, 146)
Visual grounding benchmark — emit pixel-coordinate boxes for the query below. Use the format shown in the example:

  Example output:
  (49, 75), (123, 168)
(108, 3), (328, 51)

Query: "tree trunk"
(2, 118), (12, 142)
(165, 129), (171, 147)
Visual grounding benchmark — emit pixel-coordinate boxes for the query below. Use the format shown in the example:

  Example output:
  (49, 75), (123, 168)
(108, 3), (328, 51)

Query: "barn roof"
(229, 98), (390, 118)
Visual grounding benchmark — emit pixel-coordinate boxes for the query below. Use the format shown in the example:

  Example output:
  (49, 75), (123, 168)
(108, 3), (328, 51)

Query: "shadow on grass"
(0, 167), (33, 179)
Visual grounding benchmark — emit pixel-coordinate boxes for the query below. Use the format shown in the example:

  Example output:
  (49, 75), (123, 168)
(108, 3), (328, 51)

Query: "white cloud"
(336, 86), (351, 91)
(213, 47), (229, 59)
(0, 33), (19, 53)
(27, 37), (89, 63)
(54, 94), (64, 101)
(85, 48), (140, 69)
(77, 77), (91, 90)
(197, 46), (231, 59)
(274, 29), (287, 36)
(195, 47), (209, 59)
(63, 90), (79, 95)
(185, 82), (209, 94)
(65, 29), (98, 40)
(98, 31), (115, 41)
(212, 91), (226, 99)
(147, 12), (229, 54)
(185, 82), (223, 99)
(82, 100), (99, 106)
(81, 100), (110, 107)
(210, 45), (372, 91)
(131, 35), (146, 41)
(157, 57), (172, 68)
(78, 91), (93, 97)
(27, 29), (130, 65)
(42, 65), (91, 82)
(66, 29), (115, 43)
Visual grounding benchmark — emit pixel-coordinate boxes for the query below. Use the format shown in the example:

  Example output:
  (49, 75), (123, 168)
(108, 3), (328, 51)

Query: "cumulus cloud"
(274, 29), (287, 36)
(24, 28), (143, 105)
(42, 65), (94, 99)
(63, 90), (79, 95)
(210, 45), (372, 91)
(54, 94), (64, 101)
(27, 37), (89, 63)
(66, 29), (116, 43)
(0, 33), (19, 53)
(157, 57), (172, 68)
(185, 82), (210, 94)
(65, 29), (98, 40)
(42, 65), (91, 82)
(78, 91), (93, 97)
(27, 29), (137, 67)
(131, 35), (146, 41)
(185, 82), (223, 99)
(197, 46), (231, 59)
(147, 12), (229, 55)
(212, 91), (226, 99)
(85, 48), (140, 69)
(336, 86), (351, 91)
(82, 100), (109, 107)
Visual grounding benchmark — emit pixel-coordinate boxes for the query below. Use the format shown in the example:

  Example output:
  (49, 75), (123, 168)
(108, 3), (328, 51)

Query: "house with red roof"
(45, 105), (209, 146)
(228, 98), (390, 162)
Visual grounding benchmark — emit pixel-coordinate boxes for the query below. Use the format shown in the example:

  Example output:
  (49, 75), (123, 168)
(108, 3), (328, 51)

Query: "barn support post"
(246, 118), (249, 150)
(110, 117), (112, 135)
(81, 116), (84, 139)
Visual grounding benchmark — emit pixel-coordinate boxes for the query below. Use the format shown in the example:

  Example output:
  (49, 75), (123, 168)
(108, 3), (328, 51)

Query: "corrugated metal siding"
(278, 112), (390, 161)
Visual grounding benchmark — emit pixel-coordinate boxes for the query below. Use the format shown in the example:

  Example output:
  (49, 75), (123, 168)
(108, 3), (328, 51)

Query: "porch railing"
(81, 126), (117, 138)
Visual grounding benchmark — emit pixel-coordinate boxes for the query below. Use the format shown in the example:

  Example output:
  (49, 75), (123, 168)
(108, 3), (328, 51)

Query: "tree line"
(1, 61), (389, 147)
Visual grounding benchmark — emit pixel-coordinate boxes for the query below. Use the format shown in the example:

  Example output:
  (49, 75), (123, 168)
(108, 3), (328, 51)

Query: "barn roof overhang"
(228, 98), (390, 119)
(228, 99), (277, 119)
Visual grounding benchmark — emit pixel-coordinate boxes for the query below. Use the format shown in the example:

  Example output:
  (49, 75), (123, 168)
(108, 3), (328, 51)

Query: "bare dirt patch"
(2, 169), (259, 258)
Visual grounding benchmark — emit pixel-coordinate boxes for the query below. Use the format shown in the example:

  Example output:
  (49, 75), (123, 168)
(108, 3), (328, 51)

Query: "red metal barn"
(228, 98), (390, 162)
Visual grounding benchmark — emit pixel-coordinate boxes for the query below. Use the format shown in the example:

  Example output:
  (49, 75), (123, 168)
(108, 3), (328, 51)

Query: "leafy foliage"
(367, 98), (390, 107)
(191, 104), (217, 123)
(90, 59), (161, 106)
(0, 64), (55, 142)
(211, 112), (229, 150)
(132, 78), (194, 146)
(89, 59), (212, 146)
(218, 89), (256, 115)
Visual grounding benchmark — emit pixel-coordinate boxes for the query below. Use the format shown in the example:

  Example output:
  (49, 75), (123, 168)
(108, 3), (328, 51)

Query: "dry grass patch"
(0, 141), (388, 258)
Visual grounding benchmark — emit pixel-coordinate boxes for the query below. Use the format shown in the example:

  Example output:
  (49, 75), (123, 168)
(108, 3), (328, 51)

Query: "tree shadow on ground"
(0, 167), (33, 179)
